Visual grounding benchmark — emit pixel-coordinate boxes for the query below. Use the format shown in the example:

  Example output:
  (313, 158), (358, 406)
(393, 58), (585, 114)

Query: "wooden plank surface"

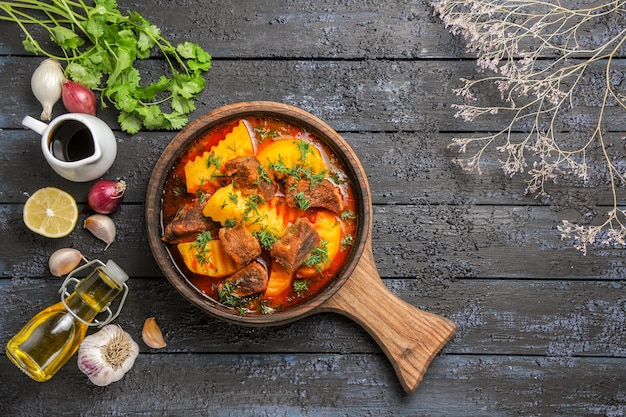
(1, 0), (625, 415)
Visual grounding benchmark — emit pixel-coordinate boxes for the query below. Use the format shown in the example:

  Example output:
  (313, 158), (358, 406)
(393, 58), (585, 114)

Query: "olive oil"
(6, 260), (129, 382)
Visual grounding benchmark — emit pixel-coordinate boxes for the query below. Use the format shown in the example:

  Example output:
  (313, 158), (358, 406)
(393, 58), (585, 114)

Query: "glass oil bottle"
(6, 259), (129, 382)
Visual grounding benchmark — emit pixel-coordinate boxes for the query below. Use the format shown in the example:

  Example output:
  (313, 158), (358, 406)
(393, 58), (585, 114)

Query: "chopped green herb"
(259, 301), (276, 315)
(303, 240), (330, 271)
(295, 140), (313, 161)
(253, 127), (283, 140)
(206, 152), (222, 170)
(341, 234), (354, 250)
(257, 165), (272, 184)
(193, 231), (212, 264)
(293, 279), (309, 296)
(293, 192), (311, 211)
(224, 218), (238, 228)
(340, 210), (356, 221)
(215, 278), (246, 311)
(252, 228), (279, 250)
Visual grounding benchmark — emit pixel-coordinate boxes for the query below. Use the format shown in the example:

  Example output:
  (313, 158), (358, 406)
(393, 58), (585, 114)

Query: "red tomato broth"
(161, 117), (358, 315)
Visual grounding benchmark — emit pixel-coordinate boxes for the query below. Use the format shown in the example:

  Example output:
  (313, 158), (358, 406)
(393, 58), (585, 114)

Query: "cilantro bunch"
(0, 0), (211, 134)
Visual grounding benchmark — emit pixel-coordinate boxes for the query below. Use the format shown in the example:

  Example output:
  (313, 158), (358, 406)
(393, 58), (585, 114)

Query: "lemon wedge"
(23, 187), (79, 238)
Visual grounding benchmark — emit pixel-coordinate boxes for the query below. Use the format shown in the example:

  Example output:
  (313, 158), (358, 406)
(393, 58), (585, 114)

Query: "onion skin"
(88, 179), (127, 214)
(62, 80), (97, 116)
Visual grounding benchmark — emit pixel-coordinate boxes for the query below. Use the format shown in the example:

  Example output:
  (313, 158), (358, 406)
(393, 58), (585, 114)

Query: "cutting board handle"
(319, 241), (457, 393)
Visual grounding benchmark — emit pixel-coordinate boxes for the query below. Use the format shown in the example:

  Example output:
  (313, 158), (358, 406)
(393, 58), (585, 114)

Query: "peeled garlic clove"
(77, 324), (139, 386)
(49, 248), (84, 277)
(142, 317), (167, 349)
(84, 214), (116, 250)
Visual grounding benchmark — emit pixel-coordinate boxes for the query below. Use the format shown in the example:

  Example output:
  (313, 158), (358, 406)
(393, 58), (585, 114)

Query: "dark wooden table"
(1, 1), (625, 416)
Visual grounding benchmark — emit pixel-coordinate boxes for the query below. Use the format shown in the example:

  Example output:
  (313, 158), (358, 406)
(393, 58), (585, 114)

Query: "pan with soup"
(160, 117), (357, 315)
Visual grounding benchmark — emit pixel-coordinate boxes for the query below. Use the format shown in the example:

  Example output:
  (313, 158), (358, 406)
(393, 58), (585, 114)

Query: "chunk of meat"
(225, 156), (276, 201)
(285, 177), (343, 213)
(270, 218), (320, 273)
(218, 225), (262, 265)
(218, 261), (268, 298)
(162, 200), (218, 244)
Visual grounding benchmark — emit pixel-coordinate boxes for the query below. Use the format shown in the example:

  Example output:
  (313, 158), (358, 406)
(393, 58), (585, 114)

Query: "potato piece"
(311, 211), (342, 266)
(203, 183), (284, 237)
(203, 183), (248, 225)
(185, 120), (255, 194)
(177, 240), (239, 277)
(265, 264), (293, 297)
(256, 139), (327, 178)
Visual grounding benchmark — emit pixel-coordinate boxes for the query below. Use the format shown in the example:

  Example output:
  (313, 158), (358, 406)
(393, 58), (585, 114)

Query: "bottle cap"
(103, 260), (129, 284)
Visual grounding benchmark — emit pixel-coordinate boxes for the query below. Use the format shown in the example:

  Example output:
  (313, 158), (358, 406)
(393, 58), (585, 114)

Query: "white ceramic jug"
(22, 113), (117, 182)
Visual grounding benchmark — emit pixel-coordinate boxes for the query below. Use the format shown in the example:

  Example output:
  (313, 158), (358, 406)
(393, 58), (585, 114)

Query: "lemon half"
(23, 187), (79, 238)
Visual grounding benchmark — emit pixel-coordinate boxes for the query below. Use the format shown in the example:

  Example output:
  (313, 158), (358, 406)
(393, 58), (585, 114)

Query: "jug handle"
(22, 116), (48, 135)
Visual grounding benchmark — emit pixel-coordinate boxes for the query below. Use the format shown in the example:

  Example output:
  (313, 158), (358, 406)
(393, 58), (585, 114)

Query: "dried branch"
(431, 0), (626, 253)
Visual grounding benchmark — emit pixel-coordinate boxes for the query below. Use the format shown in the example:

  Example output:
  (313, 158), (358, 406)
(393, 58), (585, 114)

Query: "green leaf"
(164, 112), (189, 130)
(110, 85), (138, 112)
(118, 110), (143, 135)
(94, 0), (119, 14)
(136, 31), (155, 57)
(171, 94), (196, 114)
(177, 42), (212, 72)
(137, 104), (168, 130)
(22, 38), (41, 54)
(50, 26), (84, 50)
(66, 62), (102, 88)
(85, 15), (106, 38)
(140, 75), (171, 100)
(175, 42), (197, 59)
(171, 72), (205, 99)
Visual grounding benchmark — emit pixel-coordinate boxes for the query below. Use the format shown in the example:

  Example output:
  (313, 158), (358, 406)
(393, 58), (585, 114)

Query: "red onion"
(62, 80), (97, 115)
(88, 179), (126, 214)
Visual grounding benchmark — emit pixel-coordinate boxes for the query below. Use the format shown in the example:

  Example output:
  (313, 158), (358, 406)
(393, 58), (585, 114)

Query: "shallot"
(62, 80), (97, 115)
(31, 58), (65, 121)
(88, 179), (127, 214)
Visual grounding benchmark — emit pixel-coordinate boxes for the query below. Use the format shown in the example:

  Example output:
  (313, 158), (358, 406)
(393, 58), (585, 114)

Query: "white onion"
(31, 59), (65, 121)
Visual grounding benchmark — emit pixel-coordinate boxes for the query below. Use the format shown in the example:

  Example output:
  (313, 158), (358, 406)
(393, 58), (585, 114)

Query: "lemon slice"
(23, 187), (79, 238)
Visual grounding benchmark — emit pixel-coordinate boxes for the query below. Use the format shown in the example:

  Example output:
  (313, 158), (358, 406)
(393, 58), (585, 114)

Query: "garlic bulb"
(84, 214), (116, 249)
(48, 248), (85, 277)
(31, 58), (65, 121)
(77, 324), (139, 386)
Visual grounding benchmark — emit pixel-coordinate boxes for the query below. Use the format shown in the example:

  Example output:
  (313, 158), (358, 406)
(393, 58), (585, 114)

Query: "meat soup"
(161, 117), (357, 315)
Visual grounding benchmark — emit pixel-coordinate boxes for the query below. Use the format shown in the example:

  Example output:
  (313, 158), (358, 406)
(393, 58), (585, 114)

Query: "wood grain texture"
(1, 0), (625, 414)
(320, 243), (456, 392)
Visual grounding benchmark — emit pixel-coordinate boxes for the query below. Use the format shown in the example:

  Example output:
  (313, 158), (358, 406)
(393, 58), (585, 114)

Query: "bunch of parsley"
(0, 0), (211, 134)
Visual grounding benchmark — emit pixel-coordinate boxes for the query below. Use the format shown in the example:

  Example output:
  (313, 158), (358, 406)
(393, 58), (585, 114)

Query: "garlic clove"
(142, 317), (167, 349)
(77, 324), (139, 386)
(48, 248), (85, 277)
(83, 214), (116, 250)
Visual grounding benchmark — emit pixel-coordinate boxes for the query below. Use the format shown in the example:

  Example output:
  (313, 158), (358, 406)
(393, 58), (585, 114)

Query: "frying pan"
(145, 101), (457, 392)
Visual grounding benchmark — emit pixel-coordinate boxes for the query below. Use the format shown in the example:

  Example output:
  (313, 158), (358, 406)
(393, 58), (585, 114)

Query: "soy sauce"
(49, 120), (95, 162)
